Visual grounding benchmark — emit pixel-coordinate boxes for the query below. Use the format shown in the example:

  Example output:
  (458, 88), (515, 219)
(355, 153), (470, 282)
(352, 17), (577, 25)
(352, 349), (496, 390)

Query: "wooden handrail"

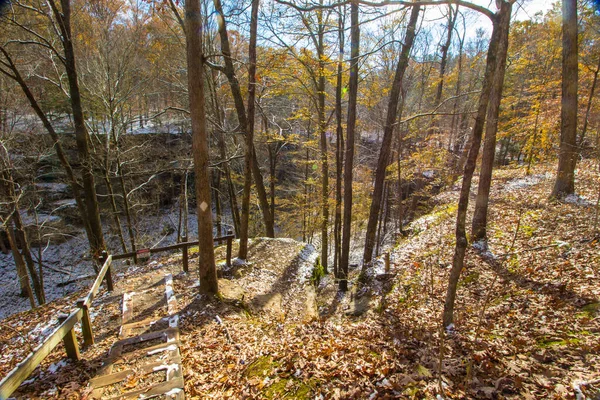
(112, 234), (235, 268)
(0, 254), (114, 400)
(81, 254), (113, 308)
(0, 309), (82, 399)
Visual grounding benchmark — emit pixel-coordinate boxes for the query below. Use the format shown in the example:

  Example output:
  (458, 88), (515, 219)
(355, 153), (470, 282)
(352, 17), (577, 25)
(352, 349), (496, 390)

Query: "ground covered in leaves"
(2, 161), (599, 399)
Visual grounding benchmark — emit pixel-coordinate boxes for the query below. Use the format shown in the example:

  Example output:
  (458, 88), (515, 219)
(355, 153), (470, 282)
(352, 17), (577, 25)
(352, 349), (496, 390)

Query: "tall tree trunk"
(6, 221), (35, 308)
(0, 144), (45, 305)
(362, 4), (421, 270)
(334, 6), (345, 278)
(50, 0), (106, 258)
(579, 56), (600, 146)
(315, 4), (329, 274)
(430, 4), (458, 137)
(303, 125), (311, 243)
(185, 0), (218, 294)
(266, 116), (277, 227)
(117, 155), (137, 263)
(526, 104), (542, 175)
(471, 1), (513, 242)
(104, 126), (127, 253)
(238, 0), (260, 260)
(442, 7), (504, 329)
(551, 0), (579, 198)
(339, 0), (359, 292)
(219, 131), (241, 236)
(213, 0), (274, 238)
(209, 77), (241, 237)
(215, 169), (223, 237)
(12, 212), (45, 304)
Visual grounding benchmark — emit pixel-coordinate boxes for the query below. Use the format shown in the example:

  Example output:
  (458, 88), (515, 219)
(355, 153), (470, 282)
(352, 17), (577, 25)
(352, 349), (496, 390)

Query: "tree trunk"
(6, 221), (35, 308)
(579, 56), (600, 146)
(362, 3), (421, 270)
(0, 146), (45, 305)
(471, 1), (513, 242)
(50, 0), (106, 258)
(220, 132), (241, 237)
(339, 0), (359, 292)
(209, 78), (241, 237)
(117, 155), (137, 263)
(334, 6), (345, 278)
(551, 0), (578, 198)
(430, 4), (458, 137)
(185, 0), (218, 294)
(442, 7), (504, 329)
(238, 0), (260, 260)
(213, 0), (274, 238)
(214, 169), (223, 238)
(103, 127), (127, 254)
(315, 5), (329, 274)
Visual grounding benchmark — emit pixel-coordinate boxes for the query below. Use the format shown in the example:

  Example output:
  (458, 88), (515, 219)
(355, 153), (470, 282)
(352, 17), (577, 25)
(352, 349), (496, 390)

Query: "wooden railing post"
(99, 250), (113, 291)
(57, 314), (80, 361)
(385, 252), (390, 274)
(77, 299), (95, 347)
(182, 235), (189, 273)
(226, 230), (233, 267)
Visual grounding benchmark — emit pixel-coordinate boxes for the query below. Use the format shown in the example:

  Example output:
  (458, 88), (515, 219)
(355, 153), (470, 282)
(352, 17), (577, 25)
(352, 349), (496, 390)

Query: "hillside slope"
(1, 162), (599, 399)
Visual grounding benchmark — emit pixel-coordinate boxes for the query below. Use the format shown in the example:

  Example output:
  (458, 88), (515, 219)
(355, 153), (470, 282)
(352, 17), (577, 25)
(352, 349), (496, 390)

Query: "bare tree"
(362, 3), (421, 270)
(443, 1), (512, 328)
(213, 0), (275, 242)
(471, 0), (514, 242)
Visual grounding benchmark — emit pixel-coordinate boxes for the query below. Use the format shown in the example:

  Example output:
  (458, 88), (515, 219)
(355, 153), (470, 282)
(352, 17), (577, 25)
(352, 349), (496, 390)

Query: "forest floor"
(1, 161), (599, 399)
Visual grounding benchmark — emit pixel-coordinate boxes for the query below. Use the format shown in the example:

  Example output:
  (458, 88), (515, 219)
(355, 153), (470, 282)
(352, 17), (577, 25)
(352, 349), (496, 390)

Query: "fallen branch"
(497, 243), (561, 257)
(57, 274), (95, 287)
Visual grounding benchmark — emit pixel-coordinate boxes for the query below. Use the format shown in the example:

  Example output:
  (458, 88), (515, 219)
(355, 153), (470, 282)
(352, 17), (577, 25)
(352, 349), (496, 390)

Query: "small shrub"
(311, 257), (325, 287)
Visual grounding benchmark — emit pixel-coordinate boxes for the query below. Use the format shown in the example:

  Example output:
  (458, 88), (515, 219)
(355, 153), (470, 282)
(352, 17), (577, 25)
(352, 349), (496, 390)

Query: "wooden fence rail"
(111, 232), (235, 273)
(0, 254), (113, 400)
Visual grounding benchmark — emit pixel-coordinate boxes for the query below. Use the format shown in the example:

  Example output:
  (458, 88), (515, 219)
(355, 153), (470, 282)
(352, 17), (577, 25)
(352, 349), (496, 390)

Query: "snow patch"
(422, 170), (435, 179)
(163, 388), (183, 397)
(504, 173), (550, 191)
(232, 258), (247, 267)
(472, 240), (497, 260)
(28, 320), (58, 343)
(47, 359), (67, 374)
(564, 194), (591, 206)
(296, 244), (318, 284)
(147, 344), (177, 355)
(152, 363), (179, 373)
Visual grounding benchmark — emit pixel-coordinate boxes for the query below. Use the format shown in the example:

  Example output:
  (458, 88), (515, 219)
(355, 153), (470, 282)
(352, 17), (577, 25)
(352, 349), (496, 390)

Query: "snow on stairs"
(89, 273), (184, 399)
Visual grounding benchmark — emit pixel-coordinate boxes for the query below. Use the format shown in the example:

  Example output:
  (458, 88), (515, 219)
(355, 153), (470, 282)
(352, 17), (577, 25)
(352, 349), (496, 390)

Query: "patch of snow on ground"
(28, 320), (59, 344)
(504, 173), (551, 191)
(371, 258), (386, 276)
(564, 194), (591, 206)
(296, 243), (318, 284)
(472, 240), (497, 261)
(47, 359), (67, 374)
